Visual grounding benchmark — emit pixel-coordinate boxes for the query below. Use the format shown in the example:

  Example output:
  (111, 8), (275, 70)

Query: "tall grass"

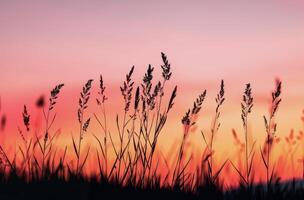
(94, 75), (109, 179)
(172, 90), (206, 189)
(230, 83), (255, 190)
(200, 80), (226, 185)
(40, 84), (64, 177)
(261, 79), (282, 191)
(0, 54), (303, 199)
(74, 79), (93, 176)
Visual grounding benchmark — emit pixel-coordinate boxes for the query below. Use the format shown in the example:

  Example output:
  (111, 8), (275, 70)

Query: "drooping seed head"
(161, 52), (172, 81)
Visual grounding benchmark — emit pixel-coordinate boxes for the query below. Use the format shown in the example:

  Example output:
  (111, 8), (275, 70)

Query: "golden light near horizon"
(0, 0), (304, 190)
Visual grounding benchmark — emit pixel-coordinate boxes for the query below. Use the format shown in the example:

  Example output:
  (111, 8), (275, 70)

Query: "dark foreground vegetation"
(0, 173), (303, 200)
(0, 53), (303, 199)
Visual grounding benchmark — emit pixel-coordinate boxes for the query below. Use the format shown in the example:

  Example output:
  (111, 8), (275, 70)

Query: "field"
(0, 53), (303, 200)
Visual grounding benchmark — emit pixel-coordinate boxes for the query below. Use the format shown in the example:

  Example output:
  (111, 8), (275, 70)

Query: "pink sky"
(0, 1), (304, 179)
(1, 1), (304, 86)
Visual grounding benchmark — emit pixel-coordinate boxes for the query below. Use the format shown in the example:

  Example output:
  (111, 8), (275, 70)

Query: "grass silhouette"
(0, 53), (303, 200)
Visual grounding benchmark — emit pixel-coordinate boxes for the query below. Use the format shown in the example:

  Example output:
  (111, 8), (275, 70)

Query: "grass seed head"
(161, 52), (172, 81)
(22, 105), (30, 131)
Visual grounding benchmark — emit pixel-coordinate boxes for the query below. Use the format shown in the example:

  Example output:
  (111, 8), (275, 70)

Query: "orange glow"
(0, 0), (304, 189)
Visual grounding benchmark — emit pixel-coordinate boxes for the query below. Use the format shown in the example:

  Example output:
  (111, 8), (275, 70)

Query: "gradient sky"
(0, 1), (304, 180)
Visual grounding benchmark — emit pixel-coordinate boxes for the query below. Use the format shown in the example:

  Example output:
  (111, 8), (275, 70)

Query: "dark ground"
(0, 174), (303, 200)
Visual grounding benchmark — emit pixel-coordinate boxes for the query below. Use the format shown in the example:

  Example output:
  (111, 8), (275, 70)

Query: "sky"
(0, 0), (304, 181)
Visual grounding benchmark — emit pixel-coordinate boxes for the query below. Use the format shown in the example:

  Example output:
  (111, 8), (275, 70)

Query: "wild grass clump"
(0, 54), (303, 200)
(172, 90), (207, 189)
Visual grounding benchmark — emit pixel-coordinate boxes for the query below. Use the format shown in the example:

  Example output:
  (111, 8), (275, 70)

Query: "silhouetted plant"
(22, 105), (30, 131)
(145, 53), (176, 183)
(0, 54), (303, 200)
(36, 95), (45, 108)
(0, 145), (15, 171)
(241, 84), (255, 186)
(201, 80), (225, 182)
(94, 75), (109, 179)
(73, 79), (93, 176)
(36, 83), (64, 177)
(261, 79), (282, 192)
(298, 111), (304, 179)
(231, 83), (255, 188)
(0, 115), (5, 131)
(110, 66), (135, 183)
(0, 98), (6, 131)
(173, 90), (207, 189)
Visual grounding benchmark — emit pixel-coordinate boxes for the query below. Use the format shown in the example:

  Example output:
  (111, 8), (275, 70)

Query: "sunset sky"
(0, 1), (304, 180)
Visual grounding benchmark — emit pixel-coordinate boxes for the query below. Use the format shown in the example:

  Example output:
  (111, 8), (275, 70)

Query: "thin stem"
(76, 108), (84, 176)
(117, 111), (127, 181)
(102, 102), (108, 176)
(245, 117), (249, 185)
(266, 115), (271, 191)
(154, 80), (166, 131)
(41, 106), (50, 177)
(209, 116), (217, 178)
